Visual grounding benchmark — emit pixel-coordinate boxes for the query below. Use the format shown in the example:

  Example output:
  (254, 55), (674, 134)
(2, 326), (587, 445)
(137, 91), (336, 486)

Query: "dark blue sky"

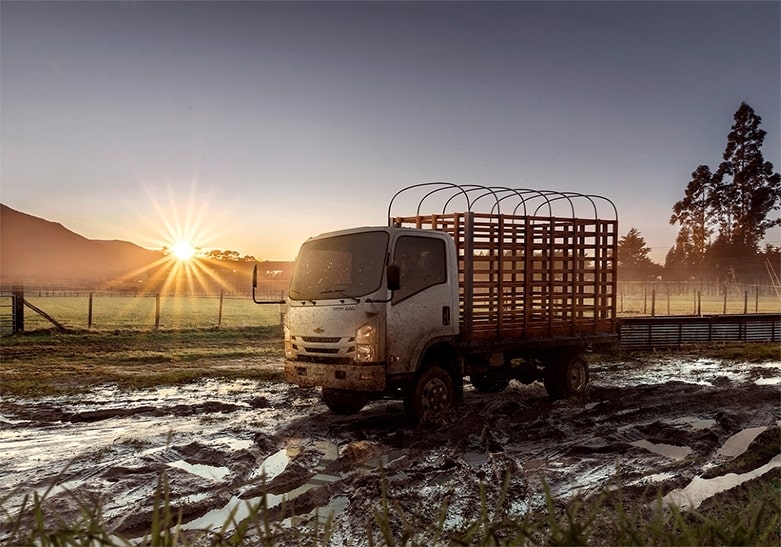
(2, 1), (779, 261)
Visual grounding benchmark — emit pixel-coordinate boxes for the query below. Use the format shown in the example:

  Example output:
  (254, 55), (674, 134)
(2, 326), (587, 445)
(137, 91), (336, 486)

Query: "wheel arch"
(416, 339), (463, 398)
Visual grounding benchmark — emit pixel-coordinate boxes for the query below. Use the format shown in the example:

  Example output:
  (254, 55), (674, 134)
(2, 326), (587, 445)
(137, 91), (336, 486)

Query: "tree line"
(619, 102), (780, 283)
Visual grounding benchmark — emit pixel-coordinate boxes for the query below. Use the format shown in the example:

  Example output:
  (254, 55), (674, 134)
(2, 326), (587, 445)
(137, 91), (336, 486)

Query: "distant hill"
(0, 203), (163, 287)
(0, 204), (293, 294)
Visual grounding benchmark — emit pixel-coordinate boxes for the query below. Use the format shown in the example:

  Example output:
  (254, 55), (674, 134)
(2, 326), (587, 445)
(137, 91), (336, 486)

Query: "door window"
(392, 236), (446, 303)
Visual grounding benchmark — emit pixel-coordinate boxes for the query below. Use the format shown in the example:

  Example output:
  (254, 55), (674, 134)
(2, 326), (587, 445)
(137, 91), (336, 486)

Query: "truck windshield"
(289, 231), (389, 301)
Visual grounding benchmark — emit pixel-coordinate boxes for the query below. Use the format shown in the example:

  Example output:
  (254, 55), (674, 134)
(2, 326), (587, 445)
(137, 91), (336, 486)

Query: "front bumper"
(284, 360), (386, 392)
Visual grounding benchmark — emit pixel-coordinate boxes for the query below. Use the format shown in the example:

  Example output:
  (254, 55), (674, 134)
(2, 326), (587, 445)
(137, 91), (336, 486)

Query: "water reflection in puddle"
(630, 440), (692, 460)
(182, 441), (344, 534)
(663, 453), (781, 510)
(595, 358), (781, 388)
(168, 461), (230, 482)
(248, 448), (292, 482)
(716, 426), (768, 459)
(756, 377), (781, 385)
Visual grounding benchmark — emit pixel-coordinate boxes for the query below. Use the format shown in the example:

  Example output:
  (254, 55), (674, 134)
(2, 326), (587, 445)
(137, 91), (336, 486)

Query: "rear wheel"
(404, 366), (455, 424)
(544, 354), (589, 399)
(321, 388), (368, 415)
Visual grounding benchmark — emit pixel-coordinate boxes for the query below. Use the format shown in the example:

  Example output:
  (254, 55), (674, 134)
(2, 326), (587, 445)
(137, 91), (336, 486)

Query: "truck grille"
(305, 347), (340, 354)
(297, 355), (353, 365)
(291, 335), (355, 363)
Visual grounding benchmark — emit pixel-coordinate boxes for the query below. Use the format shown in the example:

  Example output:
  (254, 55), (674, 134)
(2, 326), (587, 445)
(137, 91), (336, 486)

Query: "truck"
(253, 183), (618, 423)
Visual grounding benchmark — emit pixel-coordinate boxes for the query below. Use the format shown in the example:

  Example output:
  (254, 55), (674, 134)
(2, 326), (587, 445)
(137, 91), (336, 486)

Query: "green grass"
(11, 290), (780, 333)
(3, 466), (778, 546)
(617, 292), (780, 316)
(591, 341), (781, 364)
(0, 326), (284, 397)
(18, 294), (284, 331)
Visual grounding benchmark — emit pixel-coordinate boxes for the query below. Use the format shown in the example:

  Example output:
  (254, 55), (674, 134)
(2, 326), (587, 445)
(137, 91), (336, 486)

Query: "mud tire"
(469, 374), (510, 393)
(405, 366), (455, 424)
(544, 354), (589, 399)
(321, 388), (368, 415)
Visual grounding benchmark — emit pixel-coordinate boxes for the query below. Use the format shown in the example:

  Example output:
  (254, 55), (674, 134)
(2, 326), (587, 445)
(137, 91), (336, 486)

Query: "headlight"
(356, 323), (377, 344)
(284, 325), (294, 358)
(355, 322), (378, 363)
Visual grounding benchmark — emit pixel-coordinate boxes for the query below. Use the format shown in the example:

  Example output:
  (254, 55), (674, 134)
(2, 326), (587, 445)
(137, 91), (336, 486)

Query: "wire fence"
(618, 280), (780, 316)
(12, 293), (285, 332)
(2, 281), (779, 333)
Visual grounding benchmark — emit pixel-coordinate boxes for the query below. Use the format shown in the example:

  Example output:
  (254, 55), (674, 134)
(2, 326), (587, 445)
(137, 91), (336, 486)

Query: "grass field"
(618, 291), (781, 316)
(16, 294), (285, 331)
(2, 288), (779, 333)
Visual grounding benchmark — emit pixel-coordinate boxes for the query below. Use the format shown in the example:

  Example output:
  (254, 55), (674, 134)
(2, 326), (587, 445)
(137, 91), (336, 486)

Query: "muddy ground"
(1, 353), (780, 544)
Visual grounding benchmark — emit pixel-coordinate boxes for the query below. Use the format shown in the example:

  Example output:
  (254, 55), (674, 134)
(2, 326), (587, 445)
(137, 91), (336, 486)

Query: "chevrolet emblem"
(313, 327), (324, 334)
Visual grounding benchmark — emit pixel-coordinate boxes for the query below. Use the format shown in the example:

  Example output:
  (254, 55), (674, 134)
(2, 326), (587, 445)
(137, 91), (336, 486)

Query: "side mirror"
(252, 263), (286, 304)
(387, 264), (401, 291)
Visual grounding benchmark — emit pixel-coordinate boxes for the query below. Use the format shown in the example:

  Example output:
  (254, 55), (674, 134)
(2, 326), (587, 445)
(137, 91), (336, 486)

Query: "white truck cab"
(283, 226), (460, 414)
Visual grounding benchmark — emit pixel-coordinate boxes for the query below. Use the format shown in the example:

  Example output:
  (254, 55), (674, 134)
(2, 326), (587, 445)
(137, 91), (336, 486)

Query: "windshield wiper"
(319, 289), (361, 303)
(288, 290), (317, 304)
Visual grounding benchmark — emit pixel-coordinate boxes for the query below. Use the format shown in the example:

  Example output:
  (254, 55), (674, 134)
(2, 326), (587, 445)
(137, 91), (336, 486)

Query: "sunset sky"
(2, 1), (779, 263)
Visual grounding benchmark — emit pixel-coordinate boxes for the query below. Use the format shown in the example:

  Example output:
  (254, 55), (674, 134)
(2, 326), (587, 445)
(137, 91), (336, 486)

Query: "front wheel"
(404, 366), (455, 424)
(322, 388), (368, 415)
(544, 354), (589, 399)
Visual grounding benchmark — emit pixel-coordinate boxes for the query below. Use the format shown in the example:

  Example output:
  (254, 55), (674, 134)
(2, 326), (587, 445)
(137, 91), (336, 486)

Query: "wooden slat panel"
(392, 212), (618, 343)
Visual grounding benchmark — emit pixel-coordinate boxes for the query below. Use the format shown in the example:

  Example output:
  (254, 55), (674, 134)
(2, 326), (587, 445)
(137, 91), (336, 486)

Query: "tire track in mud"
(2, 359), (780, 544)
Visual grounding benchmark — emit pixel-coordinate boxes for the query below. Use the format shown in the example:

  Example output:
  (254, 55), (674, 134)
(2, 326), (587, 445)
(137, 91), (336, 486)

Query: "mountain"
(0, 204), (163, 286)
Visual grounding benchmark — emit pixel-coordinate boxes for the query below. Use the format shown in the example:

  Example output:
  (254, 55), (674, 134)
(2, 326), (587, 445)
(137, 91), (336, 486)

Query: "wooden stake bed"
(389, 183), (618, 344)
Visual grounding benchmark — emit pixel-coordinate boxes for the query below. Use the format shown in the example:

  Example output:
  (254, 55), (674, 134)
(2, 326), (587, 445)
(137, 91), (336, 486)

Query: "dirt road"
(1, 353), (779, 544)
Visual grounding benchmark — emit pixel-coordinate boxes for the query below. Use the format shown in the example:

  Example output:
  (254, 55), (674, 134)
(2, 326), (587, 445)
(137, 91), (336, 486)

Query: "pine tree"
(670, 164), (713, 266)
(618, 227), (660, 280)
(710, 102), (781, 251)
(619, 228), (653, 267)
(665, 226), (696, 280)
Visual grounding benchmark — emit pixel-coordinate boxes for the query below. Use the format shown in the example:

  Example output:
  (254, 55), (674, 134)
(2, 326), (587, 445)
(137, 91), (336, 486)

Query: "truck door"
(386, 234), (454, 375)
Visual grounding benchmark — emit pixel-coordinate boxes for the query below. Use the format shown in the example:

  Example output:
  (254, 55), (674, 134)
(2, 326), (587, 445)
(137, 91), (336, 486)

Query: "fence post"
(218, 290), (224, 327)
(88, 292), (94, 328)
(755, 287), (759, 313)
(723, 290), (727, 315)
(697, 291), (702, 316)
(155, 293), (161, 329)
(651, 289), (656, 317)
(12, 284), (24, 333)
(743, 291), (748, 314)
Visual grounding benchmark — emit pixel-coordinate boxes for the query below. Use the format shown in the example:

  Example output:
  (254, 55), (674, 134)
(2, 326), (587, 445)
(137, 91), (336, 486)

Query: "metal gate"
(0, 294), (16, 336)
(619, 313), (781, 350)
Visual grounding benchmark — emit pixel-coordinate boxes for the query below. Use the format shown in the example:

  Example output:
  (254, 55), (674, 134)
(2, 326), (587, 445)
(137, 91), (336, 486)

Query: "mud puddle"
(1, 356), (779, 544)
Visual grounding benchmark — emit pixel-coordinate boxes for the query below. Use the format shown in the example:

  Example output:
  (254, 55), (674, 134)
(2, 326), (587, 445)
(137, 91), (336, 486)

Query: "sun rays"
(108, 183), (242, 295)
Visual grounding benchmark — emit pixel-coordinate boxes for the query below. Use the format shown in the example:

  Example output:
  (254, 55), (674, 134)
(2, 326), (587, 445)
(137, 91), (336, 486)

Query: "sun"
(112, 183), (241, 295)
(171, 240), (197, 261)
